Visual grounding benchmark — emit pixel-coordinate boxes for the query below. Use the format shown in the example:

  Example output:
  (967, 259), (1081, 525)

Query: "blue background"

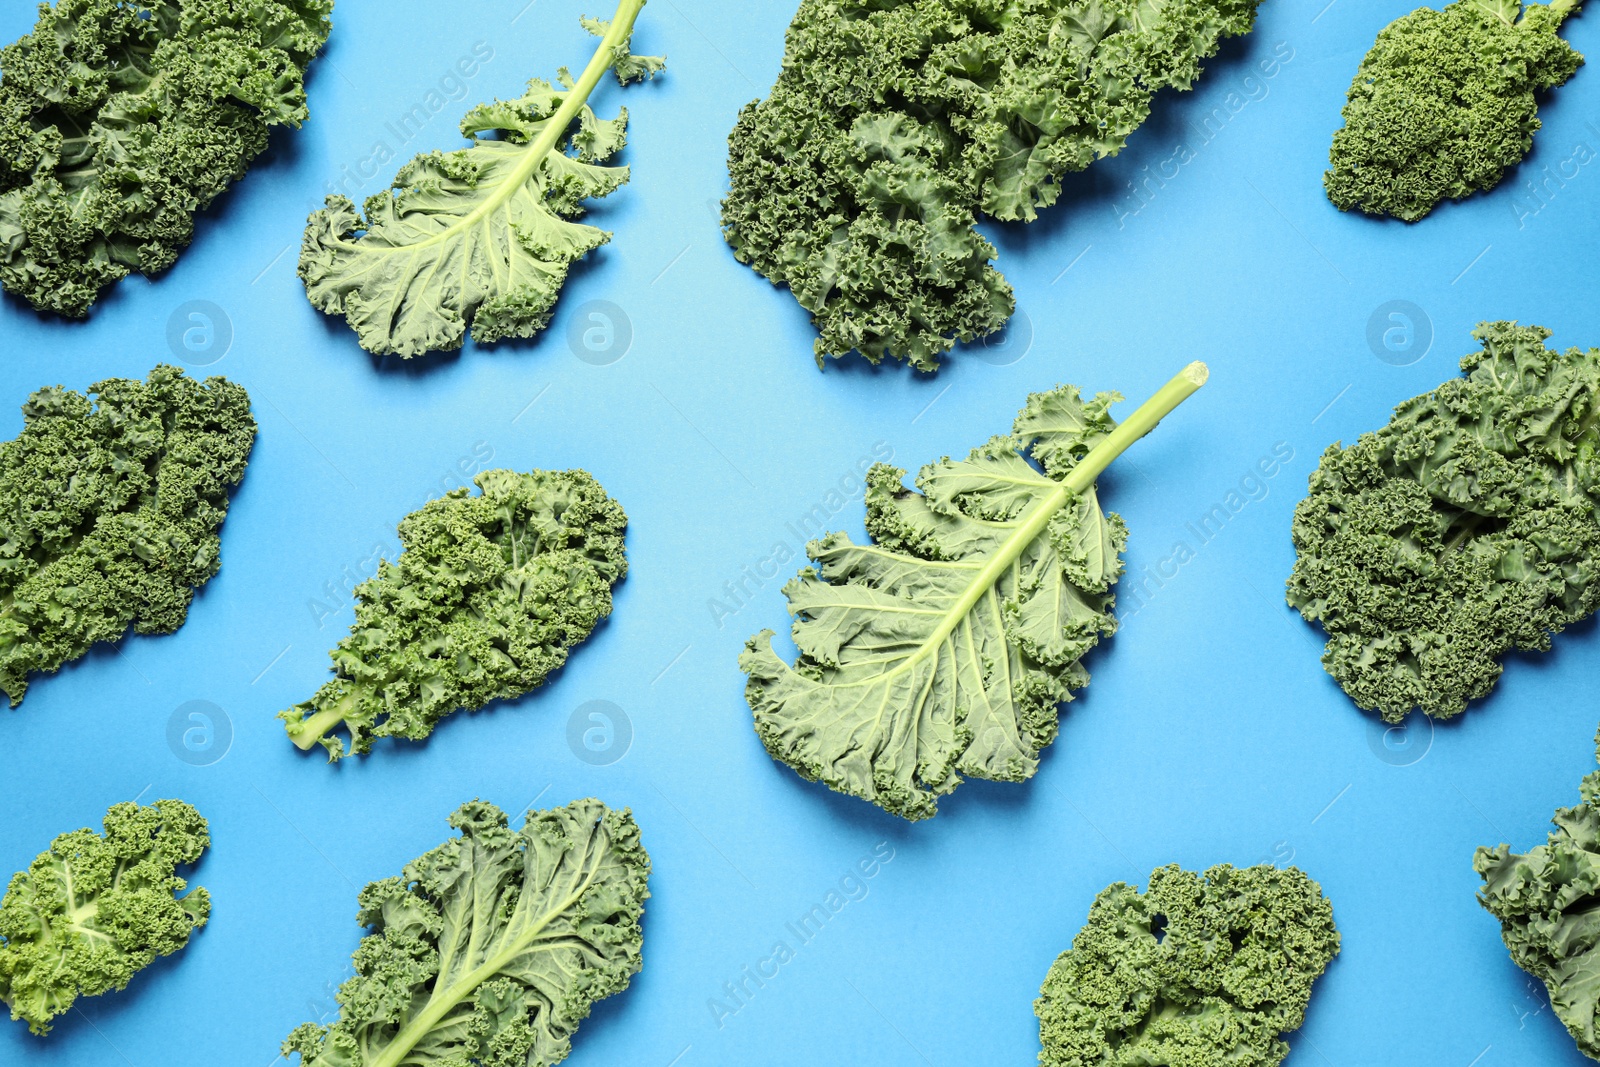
(2, 0), (1599, 1064)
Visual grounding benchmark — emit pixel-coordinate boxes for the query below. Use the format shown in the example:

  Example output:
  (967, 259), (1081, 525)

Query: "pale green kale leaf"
(299, 1), (663, 357)
(742, 364), (1208, 819)
(0, 800), (210, 1035)
(282, 798), (648, 1067)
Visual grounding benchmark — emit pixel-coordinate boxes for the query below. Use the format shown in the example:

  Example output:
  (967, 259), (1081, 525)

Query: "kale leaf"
(1288, 322), (1600, 722)
(0, 800), (210, 1036)
(300, 2), (663, 358)
(0, 365), (255, 706)
(1477, 731), (1600, 1059)
(283, 798), (648, 1067)
(0, 0), (333, 316)
(1325, 0), (1584, 221)
(282, 469), (628, 759)
(1035, 863), (1339, 1067)
(722, 0), (1260, 372)
(742, 364), (1207, 819)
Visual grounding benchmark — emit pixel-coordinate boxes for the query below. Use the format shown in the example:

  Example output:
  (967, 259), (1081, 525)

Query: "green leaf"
(1465, 0), (1524, 25)
(1036, 864), (1339, 1067)
(1477, 733), (1600, 1059)
(0, 365), (256, 706)
(722, 0), (1260, 370)
(280, 470), (628, 760)
(742, 364), (1207, 819)
(0, 800), (210, 1036)
(1324, 0), (1582, 220)
(581, 14), (668, 82)
(1288, 322), (1600, 720)
(299, 1), (663, 357)
(0, 0), (333, 316)
(283, 798), (649, 1067)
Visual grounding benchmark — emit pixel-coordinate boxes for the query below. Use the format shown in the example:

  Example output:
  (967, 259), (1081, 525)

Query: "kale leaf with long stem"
(299, 1), (663, 358)
(743, 363), (1208, 819)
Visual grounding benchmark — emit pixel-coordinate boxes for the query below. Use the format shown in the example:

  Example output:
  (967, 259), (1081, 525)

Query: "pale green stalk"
(858, 362), (1208, 688)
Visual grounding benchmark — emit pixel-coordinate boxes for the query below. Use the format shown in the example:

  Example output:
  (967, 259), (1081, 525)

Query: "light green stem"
(285, 689), (359, 751)
(870, 362), (1208, 684)
(1540, 0), (1582, 23)
(344, 0), (648, 257)
(1063, 361), (1210, 491)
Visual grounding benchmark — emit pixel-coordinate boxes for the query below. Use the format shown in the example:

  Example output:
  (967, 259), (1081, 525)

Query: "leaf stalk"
(858, 362), (1208, 685)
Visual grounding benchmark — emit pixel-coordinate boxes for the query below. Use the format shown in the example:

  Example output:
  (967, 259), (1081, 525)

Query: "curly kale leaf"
(0, 800), (210, 1036)
(1477, 733), (1600, 1059)
(1325, 0), (1584, 221)
(722, 0), (1261, 372)
(0, 0), (332, 317)
(1035, 864), (1339, 1067)
(282, 469), (628, 759)
(742, 364), (1207, 820)
(300, 1), (662, 358)
(282, 798), (649, 1067)
(0, 365), (256, 706)
(1287, 322), (1600, 721)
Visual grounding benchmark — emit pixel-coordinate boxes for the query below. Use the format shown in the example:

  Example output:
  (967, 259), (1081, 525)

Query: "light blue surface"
(2, 0), (1600, 1063)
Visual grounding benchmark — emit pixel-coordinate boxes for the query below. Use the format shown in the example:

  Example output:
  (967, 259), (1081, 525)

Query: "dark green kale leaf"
(282, 798), (648, 1067)
(1288, 322), (1600, 721)
(1325, 0), (1584, 221)
(1035, 864), (1339, 1067)
(281, 469), (628, 760)
(722, 0), (1261, 372)
(0, 365), (256, 706)
(1477, 732), (1600, 1059)
(0, 0), (333, 317)
(0, 800), (210, 1036)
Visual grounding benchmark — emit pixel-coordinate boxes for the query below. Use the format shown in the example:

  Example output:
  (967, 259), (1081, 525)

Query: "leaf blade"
(298, 5), (661, 357)
(284, 798), (648, 1067)
(743, 369), (1204, 819)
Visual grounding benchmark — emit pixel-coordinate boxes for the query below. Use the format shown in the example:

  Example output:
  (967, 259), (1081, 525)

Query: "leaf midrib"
(366, 841), (606, 1067)
(815, 364), (1207, 692)
(824, 478), (1069, 690)
(338, 3), (643, 262)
